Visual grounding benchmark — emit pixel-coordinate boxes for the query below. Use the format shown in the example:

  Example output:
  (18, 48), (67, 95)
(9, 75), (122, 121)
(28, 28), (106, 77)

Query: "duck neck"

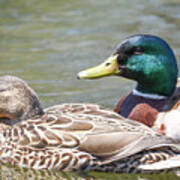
(132, 89), (167, 100)
(135, 74), (177, 97)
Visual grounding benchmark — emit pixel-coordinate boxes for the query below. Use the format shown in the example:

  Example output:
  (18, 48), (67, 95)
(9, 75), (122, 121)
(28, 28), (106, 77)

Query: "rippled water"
(1, 165), (180, 180)
(1, 0), (180, 179)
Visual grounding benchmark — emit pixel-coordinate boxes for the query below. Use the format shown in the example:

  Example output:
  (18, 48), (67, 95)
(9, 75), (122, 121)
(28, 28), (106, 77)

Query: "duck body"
(114, 92), (167, 127)
(1, 103), (180, 173)
(114, 83), (180, 128)
(78, 34), (180, 133)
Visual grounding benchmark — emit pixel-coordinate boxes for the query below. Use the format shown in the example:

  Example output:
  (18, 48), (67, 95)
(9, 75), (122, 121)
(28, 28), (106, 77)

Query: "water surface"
(0, 0), (180, 179)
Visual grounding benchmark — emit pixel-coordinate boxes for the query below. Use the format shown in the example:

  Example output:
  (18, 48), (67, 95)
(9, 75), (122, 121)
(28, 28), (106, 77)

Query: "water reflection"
(0, 165), (180, 180)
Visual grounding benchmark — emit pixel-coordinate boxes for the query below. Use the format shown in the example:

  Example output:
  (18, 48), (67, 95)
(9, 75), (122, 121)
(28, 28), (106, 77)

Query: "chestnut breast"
(114, 93), (169, 127)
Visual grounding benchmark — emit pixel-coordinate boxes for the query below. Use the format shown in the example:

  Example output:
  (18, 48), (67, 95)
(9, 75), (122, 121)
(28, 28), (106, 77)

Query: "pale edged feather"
(138, 155), (180, 171)
(0, 103), (179, 171)
(3, 104), (175, 158)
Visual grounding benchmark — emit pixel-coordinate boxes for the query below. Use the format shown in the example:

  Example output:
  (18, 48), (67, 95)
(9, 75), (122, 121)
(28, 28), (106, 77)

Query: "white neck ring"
(132, 89), (167, 100)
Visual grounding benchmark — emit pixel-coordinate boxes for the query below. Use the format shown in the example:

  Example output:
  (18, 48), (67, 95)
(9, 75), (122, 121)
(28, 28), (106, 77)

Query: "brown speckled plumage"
(0, 77), (180, 172)
(0, 103), (180, 172)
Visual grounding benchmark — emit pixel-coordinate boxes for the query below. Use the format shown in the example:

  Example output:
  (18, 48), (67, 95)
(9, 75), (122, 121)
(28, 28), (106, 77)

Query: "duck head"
(0, 76), (44, 125)
(78, 34), (178, 97)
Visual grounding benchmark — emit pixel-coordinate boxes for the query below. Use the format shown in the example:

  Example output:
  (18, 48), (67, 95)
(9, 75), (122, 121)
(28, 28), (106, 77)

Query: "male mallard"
(0, 77), (180, 173)
(77, 34), (180, 132)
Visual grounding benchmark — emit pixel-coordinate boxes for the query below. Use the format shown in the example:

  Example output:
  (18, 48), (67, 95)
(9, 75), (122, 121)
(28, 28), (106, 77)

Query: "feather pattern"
(0, 103), (180, 172)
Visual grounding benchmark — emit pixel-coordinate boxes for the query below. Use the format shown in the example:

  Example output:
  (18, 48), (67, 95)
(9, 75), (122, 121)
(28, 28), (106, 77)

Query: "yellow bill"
(77, 55), (121, 79)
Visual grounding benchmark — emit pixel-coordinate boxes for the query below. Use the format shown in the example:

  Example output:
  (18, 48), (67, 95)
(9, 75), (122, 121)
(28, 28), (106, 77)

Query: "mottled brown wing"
(5, 103), (174, 161)
(44, 103), (123, 118)
(138, 153), (180, 171)
(78, 130), (176, 161)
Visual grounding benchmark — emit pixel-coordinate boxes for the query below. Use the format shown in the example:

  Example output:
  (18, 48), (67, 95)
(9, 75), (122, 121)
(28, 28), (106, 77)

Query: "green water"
(1, 0), (180, 179)
(1, 165), (180, 180)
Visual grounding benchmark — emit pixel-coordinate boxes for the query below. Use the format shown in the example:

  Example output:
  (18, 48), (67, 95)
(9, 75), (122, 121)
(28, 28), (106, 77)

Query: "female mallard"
(1, 102), (180, 173)
(77, 34), (180, 131)
(0, 79), (180, 173)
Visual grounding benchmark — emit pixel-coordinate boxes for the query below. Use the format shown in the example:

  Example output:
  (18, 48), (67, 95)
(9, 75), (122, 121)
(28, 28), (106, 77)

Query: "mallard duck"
(0, 65), (180, 172)
(0, 75), (43, 126)
(77, 34), (180, 131)
(1, 102), (180, 173)
(0, 81), (180, 173)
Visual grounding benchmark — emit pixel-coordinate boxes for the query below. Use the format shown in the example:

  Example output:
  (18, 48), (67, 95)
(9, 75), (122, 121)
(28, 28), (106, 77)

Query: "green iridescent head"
(78, 34), (178, 96)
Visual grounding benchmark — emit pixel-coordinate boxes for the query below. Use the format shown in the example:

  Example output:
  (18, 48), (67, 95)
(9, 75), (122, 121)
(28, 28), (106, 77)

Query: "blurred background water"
(0, 0), (180, 179)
